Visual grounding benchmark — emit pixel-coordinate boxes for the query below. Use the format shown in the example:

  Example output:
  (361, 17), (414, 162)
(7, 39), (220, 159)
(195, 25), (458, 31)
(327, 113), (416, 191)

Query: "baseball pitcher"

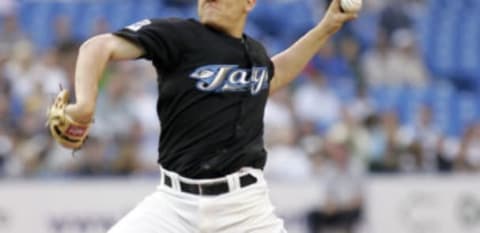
(46, 0), (357, 232)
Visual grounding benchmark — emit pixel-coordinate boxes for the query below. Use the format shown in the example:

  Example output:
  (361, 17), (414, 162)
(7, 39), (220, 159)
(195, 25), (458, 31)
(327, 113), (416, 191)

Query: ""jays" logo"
(189, 65), (269, 95)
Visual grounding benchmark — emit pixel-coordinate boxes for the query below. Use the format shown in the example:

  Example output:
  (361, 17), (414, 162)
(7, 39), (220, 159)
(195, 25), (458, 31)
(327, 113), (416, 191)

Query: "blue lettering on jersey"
(189, 65), (269, 95)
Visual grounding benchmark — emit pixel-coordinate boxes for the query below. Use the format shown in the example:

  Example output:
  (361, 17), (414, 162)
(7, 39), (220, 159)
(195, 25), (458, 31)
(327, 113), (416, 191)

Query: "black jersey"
(114, 18), (274, 178)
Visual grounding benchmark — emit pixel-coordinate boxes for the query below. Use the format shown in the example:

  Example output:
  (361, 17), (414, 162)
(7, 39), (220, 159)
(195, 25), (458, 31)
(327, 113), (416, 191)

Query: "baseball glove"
(46, 89), (92, 149)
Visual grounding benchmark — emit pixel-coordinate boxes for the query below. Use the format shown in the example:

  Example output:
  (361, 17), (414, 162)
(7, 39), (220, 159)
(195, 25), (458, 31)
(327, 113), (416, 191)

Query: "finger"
(328, 0), (341, 12)
(343, 12), (358, 21)
(58, 89), (70, 102)
(337, 11), (358, 22)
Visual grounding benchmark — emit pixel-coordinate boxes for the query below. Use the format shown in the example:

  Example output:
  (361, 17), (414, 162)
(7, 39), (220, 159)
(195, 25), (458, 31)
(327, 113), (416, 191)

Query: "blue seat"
(250, 1), (285, 37)
(331, 78), (355, 104)
(476, 92), (480, 121)
(18, 1), (35, 32)
(106, 0), (137, 30)
(458, 92), (478, 133)
(352, 10), (380, 49)
(278, 1), (314, 42)
(29, 2), (56, 49)
(423, 81), (455, 134)
(424, 0), (480, 83)
(368, 86), (403, 113)
(74, 1), (110, 38)
(397, 87), (428, 125)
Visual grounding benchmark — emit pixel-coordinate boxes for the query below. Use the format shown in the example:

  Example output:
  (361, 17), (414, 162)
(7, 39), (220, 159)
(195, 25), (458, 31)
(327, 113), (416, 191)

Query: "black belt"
(162, 172), (257, 196)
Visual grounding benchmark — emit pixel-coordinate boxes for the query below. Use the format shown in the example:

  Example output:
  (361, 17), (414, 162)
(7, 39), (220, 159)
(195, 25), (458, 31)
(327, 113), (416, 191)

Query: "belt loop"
(160, 168), (165, 186)
(169, 172), (181, 191)
(227, 174), (239, 192)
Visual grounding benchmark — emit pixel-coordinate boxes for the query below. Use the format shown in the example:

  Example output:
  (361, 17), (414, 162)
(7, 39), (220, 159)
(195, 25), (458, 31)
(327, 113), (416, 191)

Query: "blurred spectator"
(341, 108), (370, 171)
(339, 35), (363, 83)
(363, 0), (389, 11)
(311, 40), (353, 79)
(12, 110), (50, 177)
(434, 136), (455, 173)
(379, 1), (413, 38)
(398, 105), (443, 172)
(264, 88), (296, 146)
(360, 28), (392, 87)
(0, 13), (24, 60)
(72, 137), (110, 176)
(0, 0), (14, 16)
(53, 15), (80, 46)
(125, 61), (161, 174)
(307, 124), (364, 233)
(264, 126), (312, 181)
(364, 112), (400, 173)
(264, 89), (312, 181)
(38, 48), (70, 96)
(0, 112), (14, 177)
(388, 29), (429, 87)
(94, 64), (137, 139)
(346, 86), (375, 124)
(56, 40), (80, 93)
(91, 17), (111, 37)
(4, 40), (41, 101)
(293, 72), (341, 134)
(0, 93), (13, 128)
(455, 123), (480, 172)
(403, 0), (428, 23)
(112, 120), (143, 176)
(0, 129), (18, 177)
(361, 28), (428, 87)
(0, 0), (478, 180)
(5, 39), (68, 114)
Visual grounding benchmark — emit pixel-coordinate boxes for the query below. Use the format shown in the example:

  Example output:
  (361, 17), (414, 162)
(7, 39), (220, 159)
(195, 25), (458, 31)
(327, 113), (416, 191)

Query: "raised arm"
(269, 0), (357, 94)
(65, 34), (144, 122)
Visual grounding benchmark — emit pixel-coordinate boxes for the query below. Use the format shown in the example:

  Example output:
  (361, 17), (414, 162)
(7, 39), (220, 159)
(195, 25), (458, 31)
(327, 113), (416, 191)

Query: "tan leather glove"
(46, 89), (92, 149)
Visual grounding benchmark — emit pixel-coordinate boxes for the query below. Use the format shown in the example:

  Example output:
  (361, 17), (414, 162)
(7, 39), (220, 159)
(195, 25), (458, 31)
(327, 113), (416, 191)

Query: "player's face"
(198, 0), (255, 34)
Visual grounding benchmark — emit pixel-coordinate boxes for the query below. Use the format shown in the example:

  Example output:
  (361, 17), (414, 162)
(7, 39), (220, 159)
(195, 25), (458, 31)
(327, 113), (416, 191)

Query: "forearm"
(270, 24), (334, 93)
(72, 36), (113, 118)
(65, 34), (143, 122)
(269, 0), (358, 94)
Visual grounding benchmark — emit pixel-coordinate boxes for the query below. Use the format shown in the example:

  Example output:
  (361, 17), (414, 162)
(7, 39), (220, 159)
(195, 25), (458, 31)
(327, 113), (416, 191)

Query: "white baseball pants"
(107, 167), (287, 233)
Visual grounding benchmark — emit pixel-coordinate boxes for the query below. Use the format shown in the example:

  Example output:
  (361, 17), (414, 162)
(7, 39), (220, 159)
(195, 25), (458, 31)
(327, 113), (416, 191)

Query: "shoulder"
(245, 36), (272, 61)
(144, 18), (207, 45)
(244, 36), (275, 79)
(245, 35), (271, 61)
(121, 17), (197, 35)
(146, 18), (202, 31)
(246, 36), (267, 52)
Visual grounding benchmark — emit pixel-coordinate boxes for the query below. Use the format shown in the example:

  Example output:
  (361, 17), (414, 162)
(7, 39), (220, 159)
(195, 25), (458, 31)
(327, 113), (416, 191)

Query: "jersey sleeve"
(113, 18), (183, 71)
(267, 59), (275, 81)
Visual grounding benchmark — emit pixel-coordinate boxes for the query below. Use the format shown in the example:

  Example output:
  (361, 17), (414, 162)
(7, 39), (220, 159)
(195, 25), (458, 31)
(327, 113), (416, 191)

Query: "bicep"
(104, 34), (145, 60)
(269, 55), (286, 95)
(81, 34), (146, 61)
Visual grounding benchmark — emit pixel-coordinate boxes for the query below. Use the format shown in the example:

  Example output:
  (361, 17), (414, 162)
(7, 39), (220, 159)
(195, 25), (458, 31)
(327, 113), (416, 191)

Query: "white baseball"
(340, 0), (362, 13)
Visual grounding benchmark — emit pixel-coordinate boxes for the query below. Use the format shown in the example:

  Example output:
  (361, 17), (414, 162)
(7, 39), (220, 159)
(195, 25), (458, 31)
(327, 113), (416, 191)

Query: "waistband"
(159, 166), (262, 196)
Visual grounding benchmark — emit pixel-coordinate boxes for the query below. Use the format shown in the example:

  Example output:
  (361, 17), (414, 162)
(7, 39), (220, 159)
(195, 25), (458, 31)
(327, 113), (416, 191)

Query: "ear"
(246, 0), (256, 12)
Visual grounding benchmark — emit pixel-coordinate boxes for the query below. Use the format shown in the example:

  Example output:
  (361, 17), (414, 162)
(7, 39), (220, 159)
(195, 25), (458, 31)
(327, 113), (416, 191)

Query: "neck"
(228, 19), (245, 38)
